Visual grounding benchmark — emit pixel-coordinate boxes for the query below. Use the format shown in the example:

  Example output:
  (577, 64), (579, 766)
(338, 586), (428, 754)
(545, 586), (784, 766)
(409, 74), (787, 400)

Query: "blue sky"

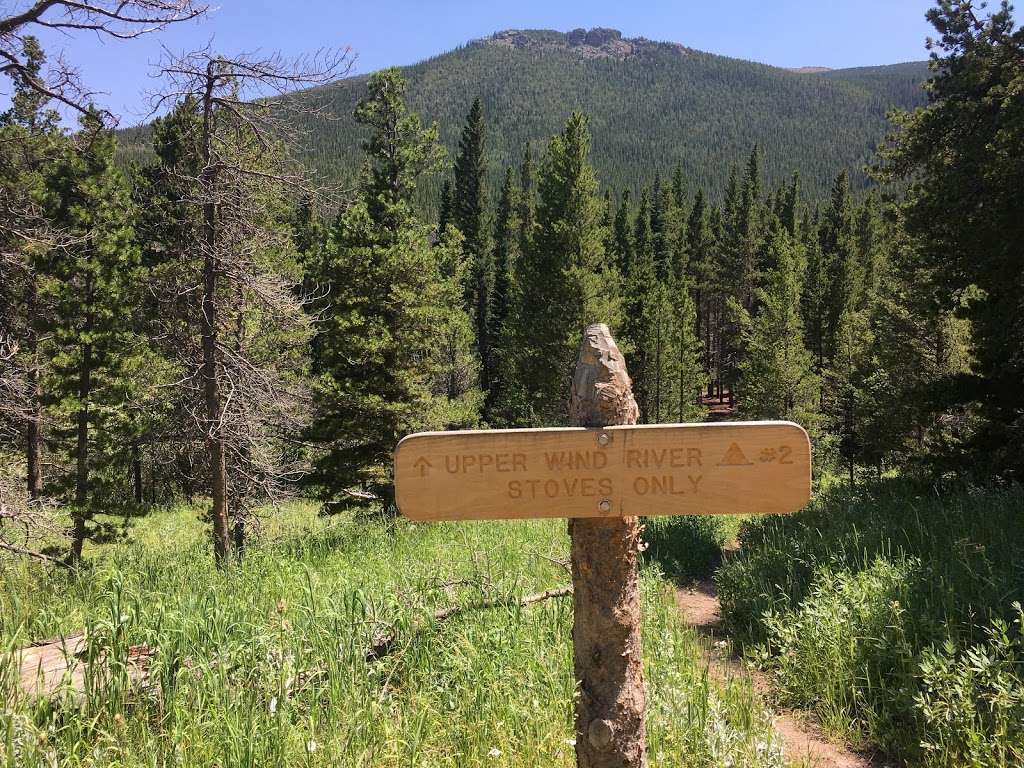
(11, 0), (937, 125)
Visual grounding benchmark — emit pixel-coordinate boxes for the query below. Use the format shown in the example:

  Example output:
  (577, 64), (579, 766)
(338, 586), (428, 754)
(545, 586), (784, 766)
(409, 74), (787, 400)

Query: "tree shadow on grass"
(642, 515), (737, 585)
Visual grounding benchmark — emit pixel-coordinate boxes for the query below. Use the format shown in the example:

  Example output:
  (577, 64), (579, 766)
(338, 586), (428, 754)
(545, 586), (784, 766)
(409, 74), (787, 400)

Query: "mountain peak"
(479, 28), (689, 61)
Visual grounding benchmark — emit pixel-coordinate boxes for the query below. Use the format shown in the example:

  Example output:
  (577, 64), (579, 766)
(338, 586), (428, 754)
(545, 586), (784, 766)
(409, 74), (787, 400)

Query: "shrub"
(717, 479), (1024, 762)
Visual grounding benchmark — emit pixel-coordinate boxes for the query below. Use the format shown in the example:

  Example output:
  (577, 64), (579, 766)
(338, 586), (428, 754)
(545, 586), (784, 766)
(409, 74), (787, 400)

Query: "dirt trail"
(675, 580), (883, 768)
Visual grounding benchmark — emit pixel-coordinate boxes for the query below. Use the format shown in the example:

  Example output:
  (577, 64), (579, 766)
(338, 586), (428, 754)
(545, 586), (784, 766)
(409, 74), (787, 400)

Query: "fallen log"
(366, 585), (573, 661)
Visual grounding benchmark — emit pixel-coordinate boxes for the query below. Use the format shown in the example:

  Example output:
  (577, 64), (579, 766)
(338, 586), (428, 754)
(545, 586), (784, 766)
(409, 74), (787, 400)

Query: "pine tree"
(518, 143), (535, 267)
(779, 171), (800, 238)
(633, 190), (652, 272)
(801, 208), (828, 395)
(671, 164), (687, 209)
(855, 194), (883, 306)
(509, 112), (619, 424)
(623, 196), (657, 419)
(820, 170), (862, 360)
(453, 98), (487, 258)
(669, 281), (705, 422)
(686, 189), (713, 339)
(144, 51), (343, 561)
(486, 167), (520, 423)
(437, 177), (453, 237)
(452, 98), (493, 392)
(623, 189), (704, 423)
(0, 36), (63, 503)
(738, 229), (818, 426)
(308, 68), (480, 508)
(824, 306), (874, 483)
(875, 0), (1023, 473)
(650, 173), (672, 281)
(611, 189), (633, 276)
(600, 189), (615, 255)
(42, 112), (139, 563)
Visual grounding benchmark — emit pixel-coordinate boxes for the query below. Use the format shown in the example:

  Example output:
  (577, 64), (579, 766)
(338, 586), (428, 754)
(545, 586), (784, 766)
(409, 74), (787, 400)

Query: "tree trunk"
(201, 71), (232, 566)
(568, 323), (647, 768)
(26, 284), (43, 501)
(202, 226), (231, 565)
(68, 337), (92, 565)
(132, 443), (143, 504)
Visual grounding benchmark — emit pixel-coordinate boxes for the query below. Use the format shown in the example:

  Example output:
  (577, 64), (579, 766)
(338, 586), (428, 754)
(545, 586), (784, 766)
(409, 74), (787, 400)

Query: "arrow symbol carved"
(413, 457), (432, 477)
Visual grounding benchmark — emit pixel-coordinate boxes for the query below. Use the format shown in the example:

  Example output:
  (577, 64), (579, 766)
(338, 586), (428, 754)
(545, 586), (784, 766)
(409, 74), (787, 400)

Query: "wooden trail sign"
(394, 324), (812, 768)
(395, 421), (810, 521)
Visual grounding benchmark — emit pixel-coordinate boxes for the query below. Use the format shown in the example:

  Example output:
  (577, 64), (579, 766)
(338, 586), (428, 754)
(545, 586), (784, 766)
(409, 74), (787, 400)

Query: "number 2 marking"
(778, 445), (793, 464)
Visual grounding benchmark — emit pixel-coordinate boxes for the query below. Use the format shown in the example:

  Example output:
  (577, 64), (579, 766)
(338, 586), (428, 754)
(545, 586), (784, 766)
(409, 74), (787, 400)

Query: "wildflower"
(306, 739), (317, 753)
(269, 696), (278, 714)
(564, 738), (576, 747)
(487, 747), (502, 758)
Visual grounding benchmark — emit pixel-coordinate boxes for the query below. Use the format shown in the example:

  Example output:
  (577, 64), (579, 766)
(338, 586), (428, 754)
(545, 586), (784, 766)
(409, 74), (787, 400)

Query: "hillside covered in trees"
(119, 27), (929, 201)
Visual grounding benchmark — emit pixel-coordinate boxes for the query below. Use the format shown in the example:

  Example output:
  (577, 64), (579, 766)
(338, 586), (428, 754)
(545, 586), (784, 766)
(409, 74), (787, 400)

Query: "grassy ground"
(1, 504), (781, 768)
(717, 478), (1024, 768)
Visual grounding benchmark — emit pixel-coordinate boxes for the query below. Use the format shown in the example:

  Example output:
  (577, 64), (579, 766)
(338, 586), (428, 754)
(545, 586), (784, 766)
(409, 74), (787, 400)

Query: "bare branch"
(1, 1), (209, 122)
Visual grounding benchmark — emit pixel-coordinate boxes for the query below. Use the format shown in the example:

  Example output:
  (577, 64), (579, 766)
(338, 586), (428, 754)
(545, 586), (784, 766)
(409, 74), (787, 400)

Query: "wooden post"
(568, 324), (647, 768)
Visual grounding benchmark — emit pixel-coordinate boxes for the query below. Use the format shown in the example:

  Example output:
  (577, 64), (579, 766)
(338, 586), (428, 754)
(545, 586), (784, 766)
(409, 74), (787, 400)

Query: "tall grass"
(717, 479), (1024, 767)
(2, 504), (781, 767)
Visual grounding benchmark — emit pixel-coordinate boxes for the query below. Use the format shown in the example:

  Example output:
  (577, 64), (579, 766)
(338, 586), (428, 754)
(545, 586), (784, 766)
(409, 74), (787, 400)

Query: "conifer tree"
(633, 190), (652, 272)
(779, 171), (800, 237)
(43, 112), (140, 563)
(486, 167), (520, 423)
(669, 281), (705, 422)
(508, 112), (619, 424)
(453, 98), (487, 258)
(518, 143), (535, 263)
(309, 68), (479, 508)
(600, 189), (615, 256)
(623, 197), (657, 419)
(437, 177), (453, 237)
(801, 209), (828, 393)
(855, 194), (883, 306)
(686, 188), (713, 355)
(0, 36), (63, 503)
(452, 98), (493, 391)
(738, 230), (818, 426)
(875, 0), (1024, 473)
(824, 306), (874, 483)
(612, 188), (633, 276)
(820, 170), (863, 360)
(650, 173), (672, 281)
(671, 164), (687, 208)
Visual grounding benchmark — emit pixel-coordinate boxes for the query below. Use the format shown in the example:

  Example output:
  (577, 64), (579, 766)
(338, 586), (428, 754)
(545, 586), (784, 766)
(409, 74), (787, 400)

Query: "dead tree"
(0, 0), (206, 123)
(149, 48), (351, 564)
(568, 324), (647, 768)
(0, 328), (62, 565)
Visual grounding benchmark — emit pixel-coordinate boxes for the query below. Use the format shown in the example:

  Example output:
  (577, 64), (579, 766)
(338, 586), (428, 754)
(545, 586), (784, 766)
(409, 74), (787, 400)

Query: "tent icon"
(718, 442), (753, 466)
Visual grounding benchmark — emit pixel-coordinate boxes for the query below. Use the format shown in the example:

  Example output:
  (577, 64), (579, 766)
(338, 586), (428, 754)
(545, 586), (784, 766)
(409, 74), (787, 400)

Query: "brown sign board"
(394, 421), (811, 521)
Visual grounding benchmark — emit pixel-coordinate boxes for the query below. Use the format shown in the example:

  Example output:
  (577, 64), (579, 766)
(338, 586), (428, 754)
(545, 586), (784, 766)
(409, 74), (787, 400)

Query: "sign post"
(394, 324), (811, 768)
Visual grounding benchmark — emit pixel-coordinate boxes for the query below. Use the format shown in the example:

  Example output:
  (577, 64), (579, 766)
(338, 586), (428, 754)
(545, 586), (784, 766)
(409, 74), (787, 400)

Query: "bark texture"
(568, 323), (647, 768)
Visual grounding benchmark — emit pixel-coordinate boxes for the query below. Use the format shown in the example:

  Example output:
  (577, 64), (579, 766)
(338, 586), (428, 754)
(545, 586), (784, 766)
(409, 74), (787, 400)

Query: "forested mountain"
(119, 28), (928, 201)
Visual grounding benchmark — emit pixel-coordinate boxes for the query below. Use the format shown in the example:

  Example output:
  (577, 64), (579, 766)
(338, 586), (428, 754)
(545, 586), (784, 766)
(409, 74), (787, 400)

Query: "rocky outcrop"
(483, 28), (688, 61)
